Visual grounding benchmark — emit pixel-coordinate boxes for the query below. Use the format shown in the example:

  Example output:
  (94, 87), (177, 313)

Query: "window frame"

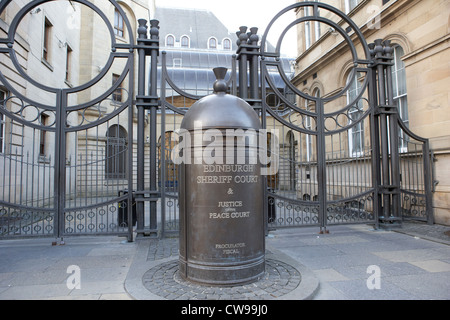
(112, 74), (123, 103)
(305, 99), (313, 162)
(0, 90), (5, 154)
(42, 17), (53, 63)
(105, 125), (128, 180)
(166, 34), (175, 47)
(223, 38), (231, 50)
(304, 6), (311, 50)
(39, 112), (49, 157)
(391, 45), (409, 153)
(180, 35), (190, 48)
(346, 72), (365, 157)
(208, 37), (217, 49)
(65, 44), (73, 84)
(114, 8), (125, 38)
(345, 0), (360, 14)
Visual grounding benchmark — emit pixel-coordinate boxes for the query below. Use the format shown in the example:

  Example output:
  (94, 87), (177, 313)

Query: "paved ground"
(0, 221), (449, 300)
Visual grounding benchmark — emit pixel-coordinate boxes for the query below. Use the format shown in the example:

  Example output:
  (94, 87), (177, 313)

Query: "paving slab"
(0, 221), (449, 300)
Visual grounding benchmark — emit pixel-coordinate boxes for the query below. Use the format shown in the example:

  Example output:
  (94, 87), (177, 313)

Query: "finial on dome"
(213, 67), (228, 93)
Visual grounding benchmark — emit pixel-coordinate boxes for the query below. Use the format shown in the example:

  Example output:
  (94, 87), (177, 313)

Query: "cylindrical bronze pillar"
(178, 68), (265, 286)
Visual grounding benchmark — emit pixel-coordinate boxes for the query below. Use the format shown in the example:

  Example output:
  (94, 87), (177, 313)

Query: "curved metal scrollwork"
(260, 1), (372, 134)
(259, 2), (380, 230)
(0, 0), (135, 239)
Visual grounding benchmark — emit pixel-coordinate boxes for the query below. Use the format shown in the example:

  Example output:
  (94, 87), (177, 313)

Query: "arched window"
(181, 35), (189, 48)
(223, 38), (231, 50)
(105, 125), (127, 179)
(166, 34), (175, 47)
(347, 72), (364, 157)
(208, 37), (217, 49)
(391, 45), (409, 151)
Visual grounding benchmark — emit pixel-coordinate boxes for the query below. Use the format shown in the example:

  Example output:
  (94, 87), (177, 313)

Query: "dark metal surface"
(0, 1), (434, 243)
(0, 0), (135, 240)
(178, 69), (264, 285)
(256, 2), (433, 230)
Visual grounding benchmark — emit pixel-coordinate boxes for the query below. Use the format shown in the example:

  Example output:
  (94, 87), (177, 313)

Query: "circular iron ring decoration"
(0, 0), (135, 133)
(260, 1), (372, 132)
(0, 0), (135, 95)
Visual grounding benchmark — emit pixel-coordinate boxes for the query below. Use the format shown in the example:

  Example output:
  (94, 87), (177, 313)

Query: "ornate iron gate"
(141, 2), (433, 237)
(259, 3), (379, 231)
(0, 0), (135, 240)
(257, 3), (433, 230)
(0, 1), (433, 241)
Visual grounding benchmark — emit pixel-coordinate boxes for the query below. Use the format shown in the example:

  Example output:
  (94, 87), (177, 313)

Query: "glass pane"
(190, 52), (200, 69)
(400, 96), (409, 125)
(173, 69), (185, 88)
(395, 46), (404, 69)
(397, 68), (406, 96)
(392, 69), (398, 96)
(352, 132), (361, 153)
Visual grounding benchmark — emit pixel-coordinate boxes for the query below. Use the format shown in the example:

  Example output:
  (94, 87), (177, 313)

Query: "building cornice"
(402, 34), (450, 68)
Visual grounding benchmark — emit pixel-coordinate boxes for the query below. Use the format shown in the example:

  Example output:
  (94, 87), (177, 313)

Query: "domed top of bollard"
(180, 67), (261, 131)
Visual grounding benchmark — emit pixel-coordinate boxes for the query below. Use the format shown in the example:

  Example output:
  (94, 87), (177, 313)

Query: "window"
(287, 131), (296, 190)
(114, 9), (124, 37)
(304, 6), (311, 50)
(65, 45), (72, 83)
(105, 125), (127, 179)
(208, 37), (217, 49)
(181, 36), (189, 48)
(345, 0), (360, 13)
(112, 74), (123, 103)
(347, 72), (364, 156)
(166, 35), (175, 47)
(158, 131), (179, 189)
(0, 90), (5, 153)
(304, 1), (320, 49)
(223, 38), (231, 50)
(305, 99), (313, 162)
(43, 18), (52, 62)
(391, 45), (409, 151)
(173, 58), (182, 68)
(314, 8), (321, 41)
(39, 113), (49, 156)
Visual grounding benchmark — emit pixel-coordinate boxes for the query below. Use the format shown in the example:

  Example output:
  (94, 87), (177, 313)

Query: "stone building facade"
(293, 0), (449, 224)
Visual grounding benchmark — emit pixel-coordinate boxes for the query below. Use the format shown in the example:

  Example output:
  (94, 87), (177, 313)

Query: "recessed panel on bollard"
(178, 68), (265, 286)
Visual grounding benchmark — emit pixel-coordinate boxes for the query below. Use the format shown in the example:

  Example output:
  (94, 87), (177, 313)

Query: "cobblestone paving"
(147, 238), (179, 261)
(142, 259), (301, 300)
(140, 221), (450, 300)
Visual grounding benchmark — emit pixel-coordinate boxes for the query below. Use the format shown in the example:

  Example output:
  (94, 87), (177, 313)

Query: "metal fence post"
(384, 40), (402, 223)
(373, 39), (391, 222)
(248, 27), (259, 106)
(236, 26), (249, 100)
(148, 19), (160, 236)
(136, 19), (147, 237)
(372, 39), (403, 228)
(135, 19), (159, 237)
(368, 43), (382, 229)
(54, 89), (67, 239)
